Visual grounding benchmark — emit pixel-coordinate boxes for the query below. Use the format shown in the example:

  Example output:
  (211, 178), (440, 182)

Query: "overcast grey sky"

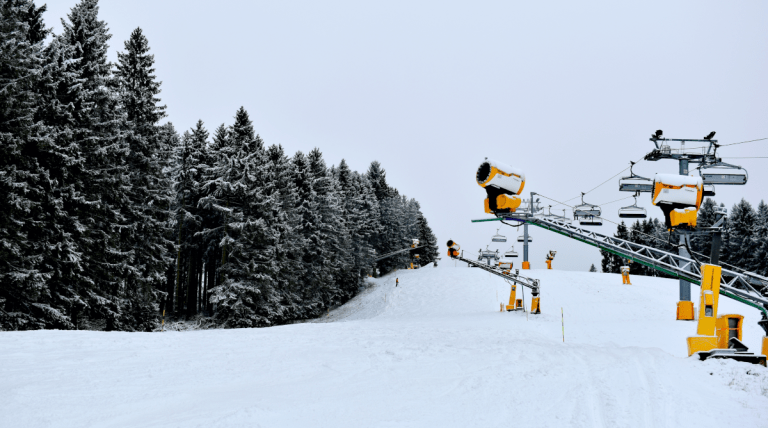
(45, 0), (768, 271)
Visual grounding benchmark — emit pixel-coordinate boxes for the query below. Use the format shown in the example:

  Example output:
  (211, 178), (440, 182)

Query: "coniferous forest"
(0, 0), (439, 331)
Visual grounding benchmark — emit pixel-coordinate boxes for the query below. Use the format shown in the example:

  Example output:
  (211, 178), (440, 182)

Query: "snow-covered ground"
(2, 265), (768, 427)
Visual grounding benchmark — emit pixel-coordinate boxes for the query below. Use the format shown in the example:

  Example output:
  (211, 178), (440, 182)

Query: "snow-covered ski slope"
(2, 266), (768, 428)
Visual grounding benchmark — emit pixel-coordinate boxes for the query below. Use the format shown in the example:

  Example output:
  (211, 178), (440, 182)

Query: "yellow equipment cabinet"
(715, 314), (743, 349)
(763, 337), (768, 361)
(696, 265), (721, 336)
(530, 295), (541, 314)
(522, 261), (530, 270)
(686, 264), (721, 356)
(516, 299), (523, 309)
(687, 336), (719, 356)
(676, 301), (695, 321)
(506, 285), (518, 311)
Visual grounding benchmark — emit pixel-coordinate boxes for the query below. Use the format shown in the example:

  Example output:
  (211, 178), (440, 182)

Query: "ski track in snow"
(2, 266), (768, 427)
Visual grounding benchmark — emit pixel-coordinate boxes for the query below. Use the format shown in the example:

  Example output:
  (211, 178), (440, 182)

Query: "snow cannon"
(446, 240), (460, 258)
(476, 158), (525, 215)
(545, 250), (556, 270)
(651, 173), (703, 230)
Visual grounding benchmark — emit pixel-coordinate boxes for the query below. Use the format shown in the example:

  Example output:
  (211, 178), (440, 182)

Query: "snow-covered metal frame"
(448, 253), (540, 294)
(374, 246), (422, 262)
(512, 216), (768, 314)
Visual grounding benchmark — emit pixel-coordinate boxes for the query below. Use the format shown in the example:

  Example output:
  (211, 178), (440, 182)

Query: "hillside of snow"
(2, 265), (768, 427)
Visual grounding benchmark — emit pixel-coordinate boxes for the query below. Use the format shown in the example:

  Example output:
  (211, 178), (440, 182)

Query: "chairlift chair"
(574, 192), (602, 226)
(579, 217), (603, 226)
(618, 162), (653, 193)
(491, 228), (507, 243)
(517, 234), (533, 242)
(699, 163), (748, 186)
(618, 192), (647, 219)
(504, 246), (519, 258)
(703, 184), (716, 197)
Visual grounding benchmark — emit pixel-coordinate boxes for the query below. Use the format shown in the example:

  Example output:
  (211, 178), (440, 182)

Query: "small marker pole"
(161, 309), (165, 332)
(561, 307), (565, 342)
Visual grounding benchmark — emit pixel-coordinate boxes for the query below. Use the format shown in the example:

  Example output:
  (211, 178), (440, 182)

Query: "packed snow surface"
(3, 266), (768, 427)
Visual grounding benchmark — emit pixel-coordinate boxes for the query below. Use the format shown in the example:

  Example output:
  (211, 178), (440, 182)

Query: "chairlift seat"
(619, 178), (653, 193)
(700, 170), (748, 185)
(517, 235), (533, 242)
(618, 207), (647, 218)
(579, 217), (603, 226)
(703, 185), (716, 197)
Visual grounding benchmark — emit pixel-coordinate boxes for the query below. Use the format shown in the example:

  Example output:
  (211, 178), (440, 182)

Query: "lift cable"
(551, 155), (646, 208)
(534, 192), (757, 276)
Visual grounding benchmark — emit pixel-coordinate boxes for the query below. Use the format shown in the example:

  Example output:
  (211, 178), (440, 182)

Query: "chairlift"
(491, 228), (507, 243)
(504, 246), (519, 258)
(574, 192), (601, 219)
(618, 161), (653, 193)
(579, 217), (603, 226)
(703, 184), (716, 197)
(699, 163), (748, 185)
(618, 192), (647, 219)
(517, 234), (533, 242)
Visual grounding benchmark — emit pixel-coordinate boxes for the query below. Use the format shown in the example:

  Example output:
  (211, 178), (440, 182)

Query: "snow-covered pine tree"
(307, 148), (350, 306)
(725, 198), (757, 269)
(47, 0), (132, 330)
(0, 0), (62, 329)
(206, 107), (286, 327)
(416, 214), (439, 265)
(589, 264), (597, 272)
(170, 123), (208, 317)
(752, 201), (768, 279)
(115, 27), (171, 329)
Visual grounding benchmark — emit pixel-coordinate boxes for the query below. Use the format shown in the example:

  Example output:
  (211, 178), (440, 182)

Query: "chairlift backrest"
(699, 165), (748, 185)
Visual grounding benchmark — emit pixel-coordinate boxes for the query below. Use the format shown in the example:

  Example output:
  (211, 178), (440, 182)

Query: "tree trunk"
(186, 249), (197, 318)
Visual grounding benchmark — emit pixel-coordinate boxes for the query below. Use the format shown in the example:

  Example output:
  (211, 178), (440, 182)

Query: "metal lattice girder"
(472, 215), (768, 315)
(374, 246), (422, 262)
(448, 254), (540, 293)
(521, 216), (768, 314)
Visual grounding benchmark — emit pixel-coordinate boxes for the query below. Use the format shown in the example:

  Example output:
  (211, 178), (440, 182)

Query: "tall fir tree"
(115, 27), (171, 329)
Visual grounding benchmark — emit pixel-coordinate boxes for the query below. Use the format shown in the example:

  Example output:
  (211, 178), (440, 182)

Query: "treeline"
(0, 0), (438, 331)
(601, 198), (768, 280)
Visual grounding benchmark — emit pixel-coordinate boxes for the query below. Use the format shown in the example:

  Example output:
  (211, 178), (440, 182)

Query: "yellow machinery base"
(676, 301), (695, 320)
(522, 261), (530, 270)
(530, 297), (540, 314)
(763, 337), (768, 359)
(505, 299), (525, 312)
(687, 336), (718, 357)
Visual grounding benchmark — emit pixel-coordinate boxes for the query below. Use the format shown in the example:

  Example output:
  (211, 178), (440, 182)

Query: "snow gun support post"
(530, 284), (541, 315)
(506, 283), (524, 311)
(686, 264), (766, 365)
(621, 265), (631, 285)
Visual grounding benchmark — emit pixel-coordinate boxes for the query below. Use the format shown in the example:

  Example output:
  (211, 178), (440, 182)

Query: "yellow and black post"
(686, 264), (721, 356)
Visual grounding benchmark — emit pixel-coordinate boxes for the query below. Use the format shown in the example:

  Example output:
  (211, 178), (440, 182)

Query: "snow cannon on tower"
(651, 173), (703, 230)
(545, 250), (556, 270)
(446, 240), (460, 258)
(476, 158), (525, 215)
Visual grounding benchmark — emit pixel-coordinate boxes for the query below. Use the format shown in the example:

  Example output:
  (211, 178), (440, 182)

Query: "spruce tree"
(0, 0), (60, 329)
(115, 27), (171, 329)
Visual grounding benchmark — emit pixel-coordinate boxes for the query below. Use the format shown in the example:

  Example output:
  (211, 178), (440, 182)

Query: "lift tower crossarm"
(474, 216), (768, 315)
(448, 253), (540, 293)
